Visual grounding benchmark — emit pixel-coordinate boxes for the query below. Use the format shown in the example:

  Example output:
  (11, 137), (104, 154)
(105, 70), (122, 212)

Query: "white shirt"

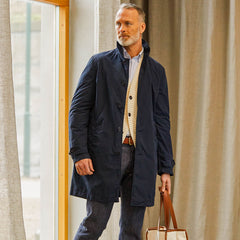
(123, 47), (144, 84)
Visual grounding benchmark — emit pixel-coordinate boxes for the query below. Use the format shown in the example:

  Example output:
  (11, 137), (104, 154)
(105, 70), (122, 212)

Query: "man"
(69, 3), (175, 240)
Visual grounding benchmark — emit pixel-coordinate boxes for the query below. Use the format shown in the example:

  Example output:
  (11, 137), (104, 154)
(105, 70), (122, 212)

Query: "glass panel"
(10, 1), (57, 239)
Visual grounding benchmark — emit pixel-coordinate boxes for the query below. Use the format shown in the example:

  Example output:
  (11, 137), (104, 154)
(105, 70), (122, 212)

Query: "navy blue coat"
(69, 40), (175, 207)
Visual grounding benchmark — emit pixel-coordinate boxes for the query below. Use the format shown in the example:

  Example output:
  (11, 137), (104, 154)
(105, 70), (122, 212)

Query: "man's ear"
(140, 22), (146, 34)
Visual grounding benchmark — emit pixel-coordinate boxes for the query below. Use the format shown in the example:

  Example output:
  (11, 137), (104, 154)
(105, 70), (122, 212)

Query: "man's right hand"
(75, 158), (95, 176)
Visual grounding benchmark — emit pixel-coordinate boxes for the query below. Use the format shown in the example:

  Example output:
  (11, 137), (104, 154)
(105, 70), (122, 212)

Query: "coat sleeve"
(69, 56), (97, 163)
(154, 67), (175, 176)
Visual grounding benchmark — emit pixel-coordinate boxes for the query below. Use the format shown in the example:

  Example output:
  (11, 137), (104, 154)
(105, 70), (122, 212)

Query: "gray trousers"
(74, 144), (146, 240)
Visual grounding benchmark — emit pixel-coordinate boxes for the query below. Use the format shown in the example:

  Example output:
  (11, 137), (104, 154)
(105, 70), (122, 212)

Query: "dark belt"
(123, 136), (134, 146)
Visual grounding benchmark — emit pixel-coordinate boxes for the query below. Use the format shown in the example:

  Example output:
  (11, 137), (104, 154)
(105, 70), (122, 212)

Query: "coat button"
(121, 80), (127, 87)
(117, 103), (122, 109)
(117, 126), (121, 132)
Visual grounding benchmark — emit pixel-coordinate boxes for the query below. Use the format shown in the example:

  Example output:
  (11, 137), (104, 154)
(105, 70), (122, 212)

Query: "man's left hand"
(160, 173), (171, 194)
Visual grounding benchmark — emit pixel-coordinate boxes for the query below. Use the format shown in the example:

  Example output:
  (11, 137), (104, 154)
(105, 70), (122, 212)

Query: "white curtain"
(131, 0), (240, 239)
(0, 0), (26, 239)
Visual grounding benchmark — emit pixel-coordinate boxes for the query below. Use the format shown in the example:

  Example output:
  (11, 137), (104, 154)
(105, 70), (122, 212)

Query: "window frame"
(32, 0), (69, 239)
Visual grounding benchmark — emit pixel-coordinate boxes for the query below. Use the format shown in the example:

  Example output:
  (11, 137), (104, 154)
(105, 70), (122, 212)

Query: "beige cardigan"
(122, 54), (144, 146)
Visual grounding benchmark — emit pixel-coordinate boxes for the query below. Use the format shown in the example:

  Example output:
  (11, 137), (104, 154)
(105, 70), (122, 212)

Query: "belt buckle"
(128, 137), (133, 146)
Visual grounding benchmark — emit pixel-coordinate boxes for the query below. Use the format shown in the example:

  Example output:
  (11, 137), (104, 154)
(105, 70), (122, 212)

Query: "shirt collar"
(123, 47), (144, 62)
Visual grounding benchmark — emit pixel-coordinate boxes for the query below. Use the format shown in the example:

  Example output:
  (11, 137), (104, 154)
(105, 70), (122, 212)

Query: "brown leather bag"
(146, 188), (188, 240)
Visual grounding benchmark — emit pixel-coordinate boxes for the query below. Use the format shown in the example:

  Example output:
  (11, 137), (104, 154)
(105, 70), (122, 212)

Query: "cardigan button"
(129, 96), (132, 100)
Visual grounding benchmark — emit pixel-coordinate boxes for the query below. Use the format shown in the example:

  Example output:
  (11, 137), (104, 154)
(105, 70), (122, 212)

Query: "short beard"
(117, 30), (140, 47)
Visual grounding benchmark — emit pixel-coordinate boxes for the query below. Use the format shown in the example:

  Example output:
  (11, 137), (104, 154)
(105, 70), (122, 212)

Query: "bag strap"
(159, 187), (178, 229)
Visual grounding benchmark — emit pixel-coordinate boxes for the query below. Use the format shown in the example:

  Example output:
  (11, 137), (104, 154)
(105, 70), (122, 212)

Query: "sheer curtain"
(0, 0), (26, 239)
(130, 0), (240, 239)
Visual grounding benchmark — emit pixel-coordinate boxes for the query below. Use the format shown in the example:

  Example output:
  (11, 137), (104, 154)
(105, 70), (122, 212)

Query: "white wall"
(68, 0), (121, 239)
(68, 1), (95, 239)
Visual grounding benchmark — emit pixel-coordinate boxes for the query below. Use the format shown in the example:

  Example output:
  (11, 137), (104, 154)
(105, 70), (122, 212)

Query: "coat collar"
(117, 39), (150, 60)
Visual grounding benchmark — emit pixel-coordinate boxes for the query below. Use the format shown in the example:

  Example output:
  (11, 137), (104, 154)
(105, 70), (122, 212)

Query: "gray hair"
(118, 3), (146, 23)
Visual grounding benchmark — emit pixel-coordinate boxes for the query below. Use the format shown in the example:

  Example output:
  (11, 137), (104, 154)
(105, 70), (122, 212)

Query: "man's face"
(115, 8), (145, 47)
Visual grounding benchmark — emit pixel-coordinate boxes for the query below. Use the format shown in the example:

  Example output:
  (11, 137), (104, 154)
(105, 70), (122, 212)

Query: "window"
(10, 0), (69, 239)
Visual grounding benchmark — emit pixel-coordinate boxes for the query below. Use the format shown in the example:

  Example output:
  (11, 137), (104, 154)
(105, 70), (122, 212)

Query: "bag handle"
(158, 187), (178, 229)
